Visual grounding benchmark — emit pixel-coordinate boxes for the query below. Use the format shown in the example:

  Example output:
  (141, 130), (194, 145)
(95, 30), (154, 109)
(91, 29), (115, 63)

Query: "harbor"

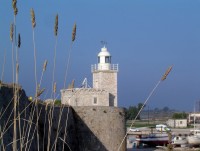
(126, 127), (200, 151)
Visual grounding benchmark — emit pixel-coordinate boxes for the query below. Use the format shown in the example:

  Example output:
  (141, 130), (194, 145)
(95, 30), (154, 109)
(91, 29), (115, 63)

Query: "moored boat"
(187, 129), (200, 146)
(172, 135), (188, 146)
(187, 135), (200, 146)
(135, 133), (169, 147)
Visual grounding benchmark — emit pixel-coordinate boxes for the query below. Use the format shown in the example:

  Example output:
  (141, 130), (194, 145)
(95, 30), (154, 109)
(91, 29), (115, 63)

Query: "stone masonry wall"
(93, 71), (118, 106)
(0, 84), (78, 151)
(61, 89), (110, 106)
(0, 84), (126, 151)
(73, 106), (126, 151)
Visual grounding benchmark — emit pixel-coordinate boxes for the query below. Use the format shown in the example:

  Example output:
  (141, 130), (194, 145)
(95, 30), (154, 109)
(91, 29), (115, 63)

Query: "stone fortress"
(0, 46), (126, 151)
(60, 46), (126, 151)
(61, 46), (118, 107)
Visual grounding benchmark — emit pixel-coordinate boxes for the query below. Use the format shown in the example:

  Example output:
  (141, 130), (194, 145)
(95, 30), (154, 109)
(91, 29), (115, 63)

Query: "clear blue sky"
(1, 1), (200, 111)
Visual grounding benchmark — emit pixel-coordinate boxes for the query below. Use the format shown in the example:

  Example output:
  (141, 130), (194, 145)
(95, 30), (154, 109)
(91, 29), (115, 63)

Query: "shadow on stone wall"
(0, 84), (125, 151)
(38, 105), (79, 151)
(0, 84), (79, 151)
(72, 109), (108, 151)
(72, 106), (126, 151)
(0, 84), (33, 151)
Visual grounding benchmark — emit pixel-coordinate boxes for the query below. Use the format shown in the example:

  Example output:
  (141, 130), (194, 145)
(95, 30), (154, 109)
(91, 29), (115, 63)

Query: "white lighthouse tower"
(61, 45), (118, 107)
(91, 46), (118, 106)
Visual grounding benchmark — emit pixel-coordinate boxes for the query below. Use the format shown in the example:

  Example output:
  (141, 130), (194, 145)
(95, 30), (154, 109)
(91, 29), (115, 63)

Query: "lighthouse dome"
(96, 46), (111, 70)
(98, 47), (111, 57)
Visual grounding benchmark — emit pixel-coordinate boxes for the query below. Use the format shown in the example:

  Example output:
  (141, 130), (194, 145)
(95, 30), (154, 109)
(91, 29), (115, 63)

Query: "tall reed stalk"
(11, 23), (15, 84)
(47, 83), (57, 151)
(30, 8), (37, 100)
(0, 125), (5, 151)
(2, 3), (79, 151)
(30, 8), (41, 151)
(51, 104), (64, 151)
(64, 23), (76, 88)
(117, 66), (173, 151)
(1, 49), (6, 83)
(51, 14), (58, 99)
(62, 23), (76, 150)
(43, 104), (48, 151)
(12, 0), (18, 150)
(16, 33), (22, 151)
(39, 60), (48, 89)
(46, 15), (59, 151)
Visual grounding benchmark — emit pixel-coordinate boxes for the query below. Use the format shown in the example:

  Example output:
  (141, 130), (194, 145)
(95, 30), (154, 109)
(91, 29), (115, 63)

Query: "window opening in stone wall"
(98, 57), (100, 63)
(94, 97), (97, 104)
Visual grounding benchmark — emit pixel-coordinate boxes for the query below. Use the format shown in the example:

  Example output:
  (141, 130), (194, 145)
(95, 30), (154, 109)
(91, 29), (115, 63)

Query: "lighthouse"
(91, 46), (118, 106)
(61, 45), (118, 107)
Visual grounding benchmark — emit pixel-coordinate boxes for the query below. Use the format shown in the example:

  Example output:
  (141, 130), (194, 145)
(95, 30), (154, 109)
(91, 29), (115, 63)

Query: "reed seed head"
(68, 80), (75, 89)
(14, 8), (18, 16)
(12, 0), (18, 16)
(36, 88), (45, 97)
(18, 33), (21, 48)
(54, 14), (58, 36)
(53, 82), (56, 93)
(10, 23), (14, 42)
(161, 65), (173, 81)
(43, 60), (48, 72)
(72, 23), (76, 42)
(30, 8), (36, 28)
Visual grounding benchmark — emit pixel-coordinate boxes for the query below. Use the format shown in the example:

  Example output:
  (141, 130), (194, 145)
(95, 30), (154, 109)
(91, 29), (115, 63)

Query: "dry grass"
(0, 2), (78, 151)
(51, 14), (59, 99)
(63, 23), (77, 88)
(72, 23), (76, 42)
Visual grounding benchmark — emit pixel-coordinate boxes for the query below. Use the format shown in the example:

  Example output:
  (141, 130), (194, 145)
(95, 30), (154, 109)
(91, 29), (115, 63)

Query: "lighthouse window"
(105, 56), (110, 63)
(98, 57), (100, 63)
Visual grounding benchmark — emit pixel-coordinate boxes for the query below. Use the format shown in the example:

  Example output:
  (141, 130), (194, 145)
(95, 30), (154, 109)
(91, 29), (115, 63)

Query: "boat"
(187, 129), (200, 146)
(135, 133), (169, 147)
(187, 107), (200, 146)
(172, 135), (188, 147)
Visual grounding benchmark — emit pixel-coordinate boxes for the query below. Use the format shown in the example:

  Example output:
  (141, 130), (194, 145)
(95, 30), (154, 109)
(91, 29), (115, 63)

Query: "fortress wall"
(0, 84), (78, 151)
(73, 106), (126, 151)
(0, 84), (126, 151)
(61, 89), (110, 106)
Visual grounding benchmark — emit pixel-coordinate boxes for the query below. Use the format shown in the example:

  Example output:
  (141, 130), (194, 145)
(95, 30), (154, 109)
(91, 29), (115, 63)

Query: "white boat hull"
(187, 135), (200, 145)
(172, 136), (187, 145)
(136, 133), (169, 147)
